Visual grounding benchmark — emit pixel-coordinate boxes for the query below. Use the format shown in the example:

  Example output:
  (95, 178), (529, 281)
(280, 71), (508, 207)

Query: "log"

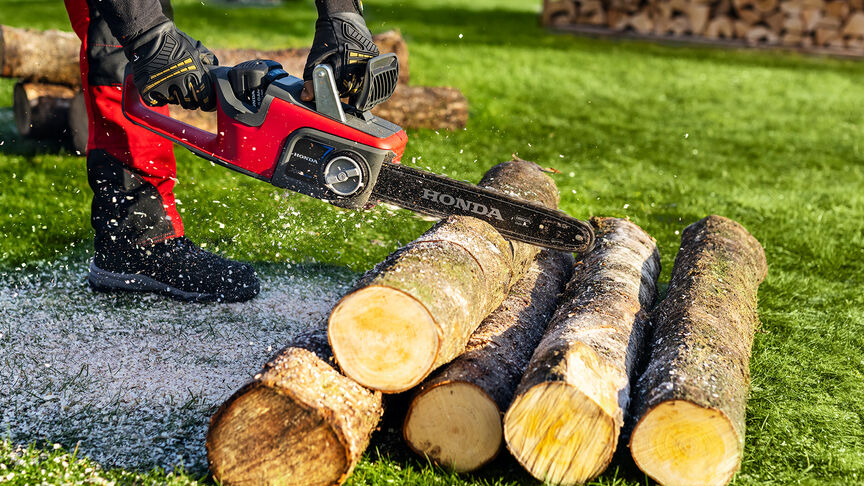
(503, 217), (661, 485)
(328, 158), (561, 393)
(13, 82), (76, 139)
(206, 320), (384, 486)
(629, 10), (655, 34)
(688, 4), (712, 34)
(629, 215), (767, 486)
(402, 250), (574, 472)
(0, 25), (80, 86)
(543, 0), (578, 26)
(705, 16), (735, 38)
(746, 25), (780, 44)
(0, 25), (408, 85)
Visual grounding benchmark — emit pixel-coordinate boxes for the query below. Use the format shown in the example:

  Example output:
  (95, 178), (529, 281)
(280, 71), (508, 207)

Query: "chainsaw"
(121, 54), (594, 253)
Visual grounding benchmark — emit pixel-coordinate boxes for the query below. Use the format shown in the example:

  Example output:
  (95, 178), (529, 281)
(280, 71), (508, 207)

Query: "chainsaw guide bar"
(373, 163), (594, 253)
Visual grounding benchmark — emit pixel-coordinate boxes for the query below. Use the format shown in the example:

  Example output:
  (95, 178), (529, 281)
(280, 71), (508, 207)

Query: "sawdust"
(0, 255), (353, 472)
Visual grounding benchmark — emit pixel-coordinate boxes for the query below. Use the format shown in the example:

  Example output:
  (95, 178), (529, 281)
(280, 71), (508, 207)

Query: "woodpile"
(0, 26), (468, 150)
(543, 0), (864, 54)
(207, 176), (765, 485)
(629, 215), (766, 486)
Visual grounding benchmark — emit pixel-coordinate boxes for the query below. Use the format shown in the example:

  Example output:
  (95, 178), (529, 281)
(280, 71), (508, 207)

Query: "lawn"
(1, 0), (863, 484)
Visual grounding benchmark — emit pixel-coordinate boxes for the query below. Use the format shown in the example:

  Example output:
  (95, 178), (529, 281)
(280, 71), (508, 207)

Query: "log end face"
(207, 385), (348, 486)
(504, 382), (617, 485)
(329, 286), (439, 393)
(404, 382), (502, 473)
(630, 400), (741, 486)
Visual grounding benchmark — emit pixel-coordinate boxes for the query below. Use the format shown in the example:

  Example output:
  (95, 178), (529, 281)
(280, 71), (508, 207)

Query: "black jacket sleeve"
(88, 0), (171, 45)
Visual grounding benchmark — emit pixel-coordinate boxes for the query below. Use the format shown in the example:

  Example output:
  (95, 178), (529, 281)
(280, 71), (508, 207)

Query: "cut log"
(0, 25), (80, 86)
(688, 4), (712, 34)
(503, 217), (661, 485)
(629, 215), (767, 486)
(13, 82), (76, 139)
(403, 250), (574, 472)
(207, 320), (383, 486)
(543, 0), (578, 26)
(842, 12), (864, 37)
(69, 91), (88, 154)
(801, 8), (823, 31)
(629, 10), (655, 34)
(328, 158), (560, 393)
(746, 25), (780, 44)
(705, 16), (735, 38)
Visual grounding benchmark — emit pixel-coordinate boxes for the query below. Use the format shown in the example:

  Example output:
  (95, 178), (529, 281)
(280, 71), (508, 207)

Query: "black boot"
(89, 236), (260, 303)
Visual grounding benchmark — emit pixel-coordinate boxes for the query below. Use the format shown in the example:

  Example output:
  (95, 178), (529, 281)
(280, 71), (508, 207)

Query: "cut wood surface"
(13, 82), (76, 139)
(207, 321), (383, 486)
(402, 250), (574, 472)
(328, 158), (560, 393)
(0, 25), (80, 86)
(503, 217), (661, 485)
(629, 215), (767, 486)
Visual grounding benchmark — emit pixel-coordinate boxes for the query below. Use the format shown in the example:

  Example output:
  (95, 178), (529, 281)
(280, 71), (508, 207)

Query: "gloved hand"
(301, 0), (379, 101)
(124, 21), (218, 111)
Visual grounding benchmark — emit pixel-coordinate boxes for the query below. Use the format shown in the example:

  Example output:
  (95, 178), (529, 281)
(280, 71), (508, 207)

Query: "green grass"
(2, 0), (864, 484)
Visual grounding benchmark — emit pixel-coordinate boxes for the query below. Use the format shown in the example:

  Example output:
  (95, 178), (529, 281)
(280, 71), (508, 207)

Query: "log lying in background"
(13, 82), (76, 139)
(0, 25), (80, 86)
(628, 215), (766, 486)
(328, 159), (560, 393)
(402, 250), (574, 472)
(207, 321), (383, 486)
(504, 217), (661, 485)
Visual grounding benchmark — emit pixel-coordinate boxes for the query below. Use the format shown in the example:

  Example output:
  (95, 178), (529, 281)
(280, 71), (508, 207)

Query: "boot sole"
(89, 261), (231, 303)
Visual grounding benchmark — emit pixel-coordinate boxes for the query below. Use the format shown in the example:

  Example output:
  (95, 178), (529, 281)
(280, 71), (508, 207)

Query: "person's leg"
(65, 0), (259, 302)
(66, 0), (183, 251)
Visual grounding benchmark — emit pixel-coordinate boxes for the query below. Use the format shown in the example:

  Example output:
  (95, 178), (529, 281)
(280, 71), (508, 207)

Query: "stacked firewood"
(543, 0), (864, 53)
(207, 157), (768, 486)
(0, 25), (469, 152)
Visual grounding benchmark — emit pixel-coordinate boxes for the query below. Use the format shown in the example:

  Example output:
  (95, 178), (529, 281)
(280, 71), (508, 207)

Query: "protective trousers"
(64, 0), (183, 252)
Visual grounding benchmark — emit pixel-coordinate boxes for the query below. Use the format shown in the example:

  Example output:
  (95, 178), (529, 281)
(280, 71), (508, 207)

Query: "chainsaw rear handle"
(121, 58), (408, 209)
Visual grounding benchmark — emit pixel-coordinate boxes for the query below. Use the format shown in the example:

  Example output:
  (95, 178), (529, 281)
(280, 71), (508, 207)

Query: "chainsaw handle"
(121, 64), (221, 154)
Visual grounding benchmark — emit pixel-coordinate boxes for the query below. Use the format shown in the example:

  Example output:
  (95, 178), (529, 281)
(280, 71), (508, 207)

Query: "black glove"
(124, 21), (218, 111)
(303, 4), (379, 97)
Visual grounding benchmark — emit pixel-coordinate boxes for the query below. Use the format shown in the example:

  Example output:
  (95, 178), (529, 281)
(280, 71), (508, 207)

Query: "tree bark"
(503, 217), (661, 485)
(628, 215), (766, 486)
(0, 25), (81, 86)
(402, 250), (574, 472)
(206, 321), (383, 486)
(328, 158), (560, 393)
(13, 82), (76, 139)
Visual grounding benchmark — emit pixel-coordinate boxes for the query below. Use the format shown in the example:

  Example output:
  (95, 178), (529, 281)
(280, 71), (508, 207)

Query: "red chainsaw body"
(121, 71), (408, 181)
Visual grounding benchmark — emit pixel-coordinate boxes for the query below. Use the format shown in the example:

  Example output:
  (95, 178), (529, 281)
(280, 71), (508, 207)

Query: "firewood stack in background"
(543, 0), (864, 53)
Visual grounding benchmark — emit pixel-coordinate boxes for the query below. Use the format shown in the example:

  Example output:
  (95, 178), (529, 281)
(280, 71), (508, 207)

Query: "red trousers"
(65, 0), (183, 250)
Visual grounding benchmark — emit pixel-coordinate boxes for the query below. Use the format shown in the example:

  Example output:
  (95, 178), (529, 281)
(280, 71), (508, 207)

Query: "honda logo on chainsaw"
(421, 189), (504, 221)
